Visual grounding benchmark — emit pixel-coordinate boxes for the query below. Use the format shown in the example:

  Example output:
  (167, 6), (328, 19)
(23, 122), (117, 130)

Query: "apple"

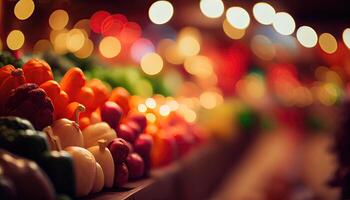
(100, 101), (123, 130)
(114, 163), (129, 187)
(151, 132), (177, 167)
(134, 134), (153, 176)
(125, 121), (142, 137)
(107, 138), (130, 164)
(127, 113), (147, 132)
(117, 124), (136, 143)
(126, 153), (144, 180)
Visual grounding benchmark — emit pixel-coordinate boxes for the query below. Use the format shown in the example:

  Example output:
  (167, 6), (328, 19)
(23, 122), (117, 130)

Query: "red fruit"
(117, 124), (136, 143)
(114, 163), (129, 187)
(100, 101), (123, 130)
(127, 113), (147, 132)
(107, 138), (129, 164)
(126, 153), (144, 180)
(125, 121), (142, 137)
(134, 134), (153, 158)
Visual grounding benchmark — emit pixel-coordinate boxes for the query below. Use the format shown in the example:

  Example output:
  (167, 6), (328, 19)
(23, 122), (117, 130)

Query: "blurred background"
(1, 0), (350, 199)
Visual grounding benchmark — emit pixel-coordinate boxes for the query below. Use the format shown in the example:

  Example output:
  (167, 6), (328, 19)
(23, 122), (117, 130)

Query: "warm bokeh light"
(319, 33), (337, 54)
(296, 26), (318, 48)
(138, 104), (148, 113)
(200, 91), (221, 109)
(342, 28), (350, 49)
(33, 39), (52, 54)
(226, 7), (250, 29)
(74, 19), (91, 36)
(272, 12), (295, 35)
(166, 100), (179, 111)
(149, 1), (174, 25)
(14, 0), (35, 20)
(90, 11), (110, 33)
(99, 36), (121, 58)
(164, 41), (185, 65)
(317, 83), (339, 106)
(253, 2), (275, 25)
(131, 38), (155, 62)
(0, 39), (3, 51)
(178, 36), (201, 57)
(74, 39), (94, 59)
(199, 0), (224, 19)
(222, 19), (246, 40)
(49, 10), (69, 30)
(6, 30), (25, 50)
(250, 35), (275, 60)
(159, 105), (171, 116)
(66, 29), (85, 52)
(53, 32), (68, 54)
(145, 98), (157, 109)
(183, 109), (197, 123)
(146, 113), (157, 123)
(236, 73), (266, 101)
(184, 55), (214, 78)
(140, 53), (164, 75)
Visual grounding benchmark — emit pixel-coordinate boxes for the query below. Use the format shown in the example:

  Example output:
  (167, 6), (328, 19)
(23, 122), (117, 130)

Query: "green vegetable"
(37, 150), (76, 197)
(0, 117), (49, 160)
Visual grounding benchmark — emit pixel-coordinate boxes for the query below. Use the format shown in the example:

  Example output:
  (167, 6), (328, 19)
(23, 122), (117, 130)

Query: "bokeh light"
(66, 29), (85, 52)
(250, 35), (275, 60)
(272, 12), (295, 35)
(74, 19), (91, 36)
(199, 0), (224, 19)
(6, 30), (25, 50)
(253, 2), (275, 25)
(222, 19), (246, 40)
(138, 104), (147, 113)
(145, 98), (157, 109)
(178, 36), (201, 57)
(226, 7), (250, 29)
(49, 10), (69, 30)
(140, 53), (164, 75)
(90, 11), (110, 33)
(33, 39), (52, 54)
(14, 0), (35, 20)
(159, 105), (171, 116)
(200, 91), (222, 109)
(99, 36), (121, 58)
(149, 1), (174, 25)
(131, 38), (155, 62)
(342, 28), (350, 49)
(53, 31), (68, 54)
(296, 26), (318, 48)
(184, 55), (213, 78)
(74, 39), (94, 59)
(319, 33), (337, 54)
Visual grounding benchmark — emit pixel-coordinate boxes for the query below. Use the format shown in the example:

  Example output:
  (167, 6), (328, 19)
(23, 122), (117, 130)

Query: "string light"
(319, 33), (337, 54)
(199, 0), (224, 19)
(14, 0), (35, 20)
(226, 7), (250, 29)
(99, 36), (121, 58)
(7, 30), (25, 50)
(149, 1), (174, 25)
(272, 12), (295, 35)
(140, 53), (163, 75)
(296, 26), (318, 48)
(253, 2), (275, 25)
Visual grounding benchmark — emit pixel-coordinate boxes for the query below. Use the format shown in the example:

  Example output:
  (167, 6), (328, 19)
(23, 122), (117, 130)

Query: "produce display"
(0, 57), (205, 199)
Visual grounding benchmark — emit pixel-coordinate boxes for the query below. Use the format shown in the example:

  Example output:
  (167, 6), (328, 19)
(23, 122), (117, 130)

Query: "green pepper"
(37, 150), (76, 197)
(0, 117), (49, 160)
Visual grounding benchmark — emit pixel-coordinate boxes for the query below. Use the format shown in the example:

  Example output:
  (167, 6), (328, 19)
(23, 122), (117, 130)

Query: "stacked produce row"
(0, 58), (204, 199)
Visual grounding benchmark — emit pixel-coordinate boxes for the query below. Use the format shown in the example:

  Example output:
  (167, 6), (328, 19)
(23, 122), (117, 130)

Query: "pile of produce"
(0, 57), (205, 199)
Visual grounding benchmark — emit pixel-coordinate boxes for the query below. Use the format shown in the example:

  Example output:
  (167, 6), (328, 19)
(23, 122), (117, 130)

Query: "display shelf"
(83, 134), (253, 200)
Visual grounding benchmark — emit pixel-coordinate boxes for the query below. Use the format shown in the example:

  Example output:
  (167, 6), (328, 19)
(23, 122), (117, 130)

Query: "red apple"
(125, 121), (142, 137)
(126, 153), (144, 180)
(108, 138), (129, 164)
(134, 134), (153, 158)
(100, 101), (123, 130)
(117, 124), (136, 143)
(114, 163), (129, 187)
(134, 134), (153, 176)
(127, 113), (147, 132)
